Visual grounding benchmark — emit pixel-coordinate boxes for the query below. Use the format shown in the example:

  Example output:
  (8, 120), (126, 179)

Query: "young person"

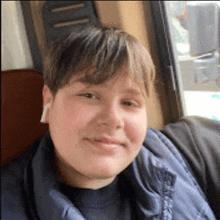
(2, 26), (220, 220)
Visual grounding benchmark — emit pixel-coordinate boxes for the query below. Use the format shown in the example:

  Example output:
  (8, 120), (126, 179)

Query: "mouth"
(93, 137), (124, 146)
(84, 137), (125, 152)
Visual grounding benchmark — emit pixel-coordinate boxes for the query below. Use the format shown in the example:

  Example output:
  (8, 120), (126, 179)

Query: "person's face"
(43, 69), (148, 189)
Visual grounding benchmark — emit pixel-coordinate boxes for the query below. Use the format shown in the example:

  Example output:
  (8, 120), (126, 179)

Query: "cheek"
(125, 111), (147, 147)
(49, 101), (97, 155)
(52, 101), (96, 130)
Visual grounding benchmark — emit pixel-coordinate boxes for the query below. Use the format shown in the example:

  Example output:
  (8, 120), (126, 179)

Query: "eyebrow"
(67, 77), (144, 96)
(122, 88), (142, 96)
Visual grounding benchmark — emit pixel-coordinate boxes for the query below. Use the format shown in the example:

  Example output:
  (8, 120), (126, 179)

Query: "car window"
(165, 1), (220, 121)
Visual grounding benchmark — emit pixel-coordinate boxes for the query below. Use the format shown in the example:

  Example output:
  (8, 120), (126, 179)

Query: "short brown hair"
(43, 25), (155, 96)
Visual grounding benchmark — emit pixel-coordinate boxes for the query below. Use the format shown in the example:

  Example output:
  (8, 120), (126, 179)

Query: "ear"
(42, 85), (53, 108)
(41, 85), (53, 123)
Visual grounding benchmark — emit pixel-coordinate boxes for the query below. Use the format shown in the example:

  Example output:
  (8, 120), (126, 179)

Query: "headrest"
(1, 69), (48, 166)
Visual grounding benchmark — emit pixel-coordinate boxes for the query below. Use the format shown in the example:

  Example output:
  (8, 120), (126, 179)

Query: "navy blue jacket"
(2, 117), (219, 219)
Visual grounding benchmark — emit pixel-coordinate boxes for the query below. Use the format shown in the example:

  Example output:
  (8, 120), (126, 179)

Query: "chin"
(86, 160), (129, 180)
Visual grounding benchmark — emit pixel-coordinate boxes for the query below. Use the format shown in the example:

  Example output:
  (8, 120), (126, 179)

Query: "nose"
(96, 102), (124, 129)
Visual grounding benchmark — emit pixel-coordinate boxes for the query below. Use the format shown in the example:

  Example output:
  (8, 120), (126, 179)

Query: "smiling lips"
(84, 136), (125, 152)
(94, 137), (123, 145)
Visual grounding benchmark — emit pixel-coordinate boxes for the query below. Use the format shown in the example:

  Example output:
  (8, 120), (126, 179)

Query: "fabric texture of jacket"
(1, 116), (219, 220)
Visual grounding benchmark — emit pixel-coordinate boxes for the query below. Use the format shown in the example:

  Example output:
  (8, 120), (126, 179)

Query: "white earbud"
(40, 103), (50, 123)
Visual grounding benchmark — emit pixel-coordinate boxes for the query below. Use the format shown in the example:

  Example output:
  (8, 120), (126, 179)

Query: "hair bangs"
(43, 26), (155, 96)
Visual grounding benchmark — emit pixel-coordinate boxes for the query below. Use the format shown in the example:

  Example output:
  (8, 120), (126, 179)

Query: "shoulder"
(2, 162), (28, 219)
(160, 116), (220, 219)
(1, 137), (42, 220)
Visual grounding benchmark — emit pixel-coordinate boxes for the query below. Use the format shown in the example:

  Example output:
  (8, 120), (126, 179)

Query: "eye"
(122, 100), (138, 107)
(79, 93), (97, 99)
